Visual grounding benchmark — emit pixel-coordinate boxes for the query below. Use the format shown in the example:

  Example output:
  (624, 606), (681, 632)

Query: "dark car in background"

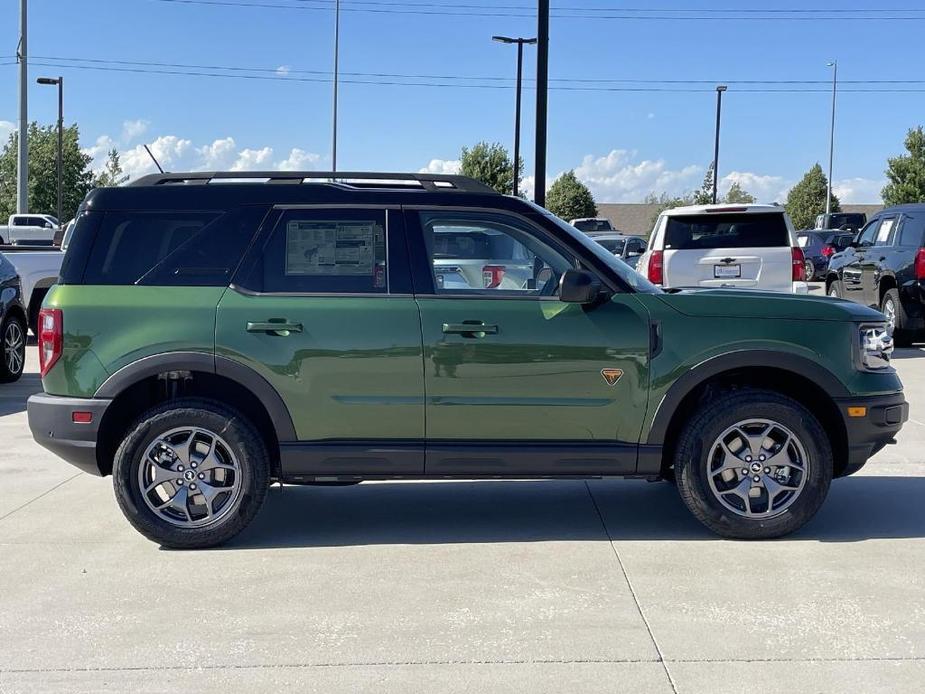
(826, 204), (925, 345)
(570, 218), (617, 233)
(797, 230), (855, 281)
(815, 212), (867, 232)
(0, 252), (27, 383)
(588, 233), (648, 269)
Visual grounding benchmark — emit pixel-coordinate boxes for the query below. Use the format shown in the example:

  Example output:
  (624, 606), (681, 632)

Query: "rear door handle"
(442, 321), (499, 337)
(246, 320), (303, 335)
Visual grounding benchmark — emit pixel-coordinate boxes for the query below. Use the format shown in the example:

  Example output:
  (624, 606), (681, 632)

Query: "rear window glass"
(83, 211), (222, 285)
(595, 238), (626, 254)
(573, 219), (613, 232)
(665, 213), (789, 250)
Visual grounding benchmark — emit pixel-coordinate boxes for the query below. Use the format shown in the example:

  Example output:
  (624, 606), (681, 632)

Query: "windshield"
(541, 212), (661, 293)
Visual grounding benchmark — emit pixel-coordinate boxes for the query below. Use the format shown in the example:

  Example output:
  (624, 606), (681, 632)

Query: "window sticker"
(285, 220), (384, 277)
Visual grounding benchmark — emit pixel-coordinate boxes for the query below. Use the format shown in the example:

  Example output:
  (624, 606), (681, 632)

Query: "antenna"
(143, 144), (165, 174)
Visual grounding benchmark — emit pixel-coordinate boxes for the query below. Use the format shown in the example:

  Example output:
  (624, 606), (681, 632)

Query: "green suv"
(27, 172), (907, 548)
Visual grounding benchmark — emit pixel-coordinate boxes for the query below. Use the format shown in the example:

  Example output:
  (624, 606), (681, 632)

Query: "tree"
(459, 142), (520, 194)
(644, 191), (693, 231)
(0, 122), (96, 222)
(882, 126), (925, 206)
(691, 162), (715, 205)
(94, 148), (129, 188)
(545, 171), (597, 221)
(724, 181), (756, 204)
(784, 163), (840, 230)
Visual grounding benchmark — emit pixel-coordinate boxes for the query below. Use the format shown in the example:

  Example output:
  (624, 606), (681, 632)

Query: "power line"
(25, 60), (925, 93)
(32, 55), (925, 86)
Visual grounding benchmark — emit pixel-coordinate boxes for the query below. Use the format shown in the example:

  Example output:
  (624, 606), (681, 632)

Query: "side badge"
(601, 368), (624, 387)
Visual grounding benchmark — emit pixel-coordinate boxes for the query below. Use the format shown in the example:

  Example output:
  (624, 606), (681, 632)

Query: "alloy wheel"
(883, 297), (897, 331)
(4, 320), (24, 375)
(706, 418), (809, 518)
(138, 427), (243, 528)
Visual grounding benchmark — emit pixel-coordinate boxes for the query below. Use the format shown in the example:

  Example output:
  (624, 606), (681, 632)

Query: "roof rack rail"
(127, 171), (498, 194)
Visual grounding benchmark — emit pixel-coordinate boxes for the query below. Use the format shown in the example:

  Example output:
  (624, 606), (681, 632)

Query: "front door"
(407, 209), (651, 476)
(215, 206), (425, 478)
(841, 218), (880, 299)
(860, 215), (898, 308)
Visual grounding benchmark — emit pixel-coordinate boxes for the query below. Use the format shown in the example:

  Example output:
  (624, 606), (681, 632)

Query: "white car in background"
(0, 213), (59, 246)
(636, 204), (808, 294)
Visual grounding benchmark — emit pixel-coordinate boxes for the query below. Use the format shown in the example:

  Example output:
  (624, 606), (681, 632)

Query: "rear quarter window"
(665, 213), (789, 250)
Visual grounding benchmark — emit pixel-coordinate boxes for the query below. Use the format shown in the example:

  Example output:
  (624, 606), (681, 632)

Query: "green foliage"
(785, 163), (840, 230)
(0, 122), (96, 222)
(94, 148), (129, 188)
(691, 163), (715, 205)
(546, 171), (597, 220)
(460, 141), (520, 194)
(644, 191), (693, 231)
(724, 181), (756, 204)
(882, 126), (925, 206)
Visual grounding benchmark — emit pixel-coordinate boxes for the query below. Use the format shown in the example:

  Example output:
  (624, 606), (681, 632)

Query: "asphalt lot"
(1, 339), (924, 693)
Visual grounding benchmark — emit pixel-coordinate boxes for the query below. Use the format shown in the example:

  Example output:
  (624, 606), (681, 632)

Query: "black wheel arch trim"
(94, 351), (297, 442)
(646, 349), (849, 446)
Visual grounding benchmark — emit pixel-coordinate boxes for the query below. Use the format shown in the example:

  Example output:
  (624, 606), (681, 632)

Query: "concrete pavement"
(1, 346), (924, 693)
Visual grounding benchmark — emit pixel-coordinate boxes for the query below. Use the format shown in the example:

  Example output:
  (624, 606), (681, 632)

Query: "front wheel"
(674, 389), (832, 539)
(113, 399), (270, 549)
(881, 288), (912, 347)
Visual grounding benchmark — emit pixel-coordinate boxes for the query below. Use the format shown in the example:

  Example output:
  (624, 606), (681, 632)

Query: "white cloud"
(718, 171), (792, 204)
(231, 147), (274, 171)
(83, 134), (118, 171)
(121, 119), (149, 143)
(0, 120), (15, 142)
(573, 149), (701, 202)
(419, 158), (461, 175)
(277, 148), (322, 171)
(833, 177), (884, 204)
(276, 65), (291, 77)
(197, 137), (238, 169)
(119, 135), (194, 179)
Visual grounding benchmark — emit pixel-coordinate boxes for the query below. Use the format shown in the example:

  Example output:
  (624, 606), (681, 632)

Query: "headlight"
(859, 324), (893, 370)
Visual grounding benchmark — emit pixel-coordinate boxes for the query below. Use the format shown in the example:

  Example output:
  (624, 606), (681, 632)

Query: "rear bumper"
(27, 393), (111, 476)
(835, 391), (908, 477)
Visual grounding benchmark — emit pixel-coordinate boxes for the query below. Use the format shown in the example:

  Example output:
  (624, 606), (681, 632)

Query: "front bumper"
(835, 391), (908, 477)
(27, 393), (112, 476)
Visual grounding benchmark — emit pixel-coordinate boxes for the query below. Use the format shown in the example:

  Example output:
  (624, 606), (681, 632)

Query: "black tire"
(881, 288), (912, 347)
(28, 288), (48, 336)
(113, 399), (270, 549)
(674, 389), (833, 539)
(0, 312), (26, 383)
(827, 278), (843, 298)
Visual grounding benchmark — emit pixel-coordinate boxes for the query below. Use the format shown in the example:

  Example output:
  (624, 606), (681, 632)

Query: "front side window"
(420, 212), (573, 296)
(248, 209), (389, 294)
(857, 219), (880, 247)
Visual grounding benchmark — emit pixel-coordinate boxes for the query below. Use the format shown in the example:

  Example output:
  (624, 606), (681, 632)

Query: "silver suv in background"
(636, 204), (808, 294)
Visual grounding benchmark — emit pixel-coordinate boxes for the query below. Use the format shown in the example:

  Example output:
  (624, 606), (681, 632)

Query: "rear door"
(662, 212), (793, 292)
(215, 205), (425, 476)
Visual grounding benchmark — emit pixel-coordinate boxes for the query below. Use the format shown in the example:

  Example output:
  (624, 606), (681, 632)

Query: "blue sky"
(2, 0), (924, 203)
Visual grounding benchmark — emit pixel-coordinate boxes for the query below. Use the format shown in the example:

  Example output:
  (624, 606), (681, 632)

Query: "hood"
(654, 287), (885, 322)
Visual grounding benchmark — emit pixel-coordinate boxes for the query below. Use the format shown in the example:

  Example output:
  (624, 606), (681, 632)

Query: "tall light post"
(826, 60), (838, 218)
(331, 0), (340, 173)
(37, 76), (63, 223)
(534, 0), (549, 206)
(712, 85), (727, 204)
(493, 36), (536, 197)
(17, 0), (28, 214)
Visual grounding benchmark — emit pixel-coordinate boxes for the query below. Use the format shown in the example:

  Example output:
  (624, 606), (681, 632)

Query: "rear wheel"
(0, 313), (26, 383)
(804, 259), (814, 281)
(881, 288), (912, 347)
(827, 279), (842, 298)
(113, 399), (269, 549)
(674, 389), (832, 539)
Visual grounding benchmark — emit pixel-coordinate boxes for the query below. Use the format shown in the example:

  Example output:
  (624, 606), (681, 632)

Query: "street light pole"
(712, 85), (727, 205)
(37, 76), (63, 222)
(332, 0), (340, 173)
(493, 36), (537, 197)
(534, 0), (549, 206)
(17, 0), (28, 214)
(826, 60), (838, 218)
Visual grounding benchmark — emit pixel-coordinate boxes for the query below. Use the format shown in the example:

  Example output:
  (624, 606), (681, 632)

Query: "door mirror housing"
(559, 269), (601, 304)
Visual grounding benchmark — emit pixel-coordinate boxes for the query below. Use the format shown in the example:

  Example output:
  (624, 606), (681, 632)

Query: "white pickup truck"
(0, 213), (59, 246)
(0, 218), (70, 333)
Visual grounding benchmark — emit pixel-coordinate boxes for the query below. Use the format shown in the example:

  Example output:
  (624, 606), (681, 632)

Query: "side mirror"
(559, 269), (601, 304)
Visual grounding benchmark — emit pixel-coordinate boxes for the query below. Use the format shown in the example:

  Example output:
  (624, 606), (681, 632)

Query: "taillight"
(647, 250), (664, 285)
(821, 244), (835, 257)
(38, 308), (62, 377)
(915, 248), (925, 280)
(482, 265), (506, 288)
(792, 247), (806, 282)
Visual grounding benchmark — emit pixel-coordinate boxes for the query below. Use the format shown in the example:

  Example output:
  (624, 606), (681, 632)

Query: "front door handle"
(246, 320), (303, 336)
(442, 321), (499, 337)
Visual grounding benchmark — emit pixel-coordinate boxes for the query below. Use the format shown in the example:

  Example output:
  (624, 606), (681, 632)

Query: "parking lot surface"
(1, 344), (924, 693)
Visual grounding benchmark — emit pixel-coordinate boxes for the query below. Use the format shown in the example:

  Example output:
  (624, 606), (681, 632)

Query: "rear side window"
(82, 211), (222, 285)
(665, 213), (789, 250)
(897, 214), (925, 247)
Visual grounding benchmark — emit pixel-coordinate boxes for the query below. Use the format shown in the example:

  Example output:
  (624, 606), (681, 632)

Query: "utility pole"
(534, 0), (549, 207)
(826, 60), (838, 218)
(493, 36), (537, 197)
(332, 0), (340, 173)
(17, 0), (28, 214)
(712, 85), (727, 204)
